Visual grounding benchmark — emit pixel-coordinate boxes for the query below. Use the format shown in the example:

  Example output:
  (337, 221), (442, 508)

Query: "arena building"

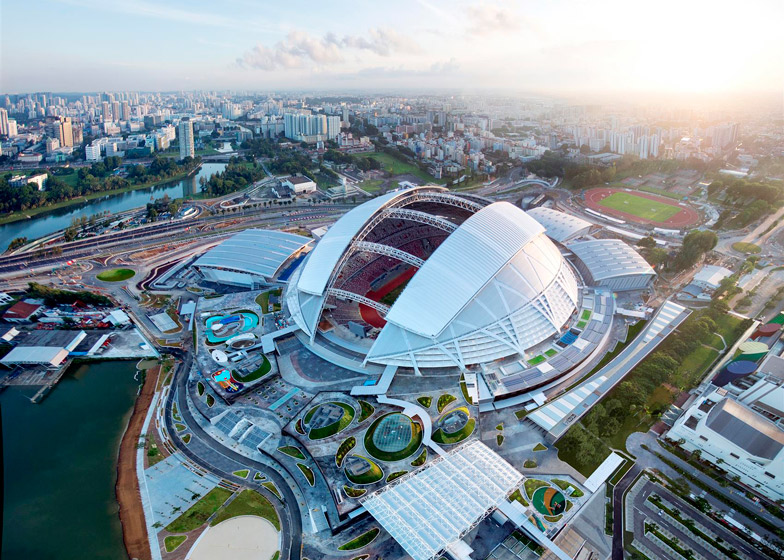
(193, 229), (312, 289)
(282, 185), (654, 393)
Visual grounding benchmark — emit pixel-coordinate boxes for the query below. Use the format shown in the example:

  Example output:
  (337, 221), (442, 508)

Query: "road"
(612, 464), (642, 560)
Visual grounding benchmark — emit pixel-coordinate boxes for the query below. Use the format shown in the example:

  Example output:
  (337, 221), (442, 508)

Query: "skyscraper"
(54, 117), (74, 147)
(0, 108), (8, 136)
(178, 118), (194, 160)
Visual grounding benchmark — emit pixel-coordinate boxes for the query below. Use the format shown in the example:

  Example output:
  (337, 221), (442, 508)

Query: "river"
(0, 162), (227, 252)
(1, 361), (140, 559)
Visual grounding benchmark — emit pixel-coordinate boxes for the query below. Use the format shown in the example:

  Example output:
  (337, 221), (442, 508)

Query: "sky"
(1, 0), (782, 95)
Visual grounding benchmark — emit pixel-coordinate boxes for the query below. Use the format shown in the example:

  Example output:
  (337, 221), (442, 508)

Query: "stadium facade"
(285, 186), (583, 372)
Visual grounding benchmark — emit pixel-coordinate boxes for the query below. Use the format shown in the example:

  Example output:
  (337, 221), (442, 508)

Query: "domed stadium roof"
(285, 186), (579, 371)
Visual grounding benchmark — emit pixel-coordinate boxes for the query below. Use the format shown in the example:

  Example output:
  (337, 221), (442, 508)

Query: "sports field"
(598, 192), (681, 222)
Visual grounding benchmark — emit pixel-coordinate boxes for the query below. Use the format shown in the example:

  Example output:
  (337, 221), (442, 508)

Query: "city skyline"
(2, 0), (782, 95)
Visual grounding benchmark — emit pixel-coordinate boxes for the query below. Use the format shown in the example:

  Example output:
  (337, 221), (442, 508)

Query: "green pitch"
(599, 192), (681, 222)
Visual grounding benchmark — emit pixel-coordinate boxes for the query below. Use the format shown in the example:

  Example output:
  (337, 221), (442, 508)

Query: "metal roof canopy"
(361, 440), (523, 560)
(567, 238), (655, 281)
(526, 206), (591, 243)
(194, 229), (311, 279)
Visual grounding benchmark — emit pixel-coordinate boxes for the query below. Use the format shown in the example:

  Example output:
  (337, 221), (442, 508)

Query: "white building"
(283, 176), (317, 194)
(668, 385), (784, 502)
(284, 113), (341, 143)
(9, 173), (47, 191)
(693, 264), (733, 291)
(178, 118), (194, 159)
(567, 239), (656, 292)
(85, 143), (102, 161)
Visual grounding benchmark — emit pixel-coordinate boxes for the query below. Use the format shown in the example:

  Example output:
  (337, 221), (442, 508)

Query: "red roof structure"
(3, 301), (42, 321)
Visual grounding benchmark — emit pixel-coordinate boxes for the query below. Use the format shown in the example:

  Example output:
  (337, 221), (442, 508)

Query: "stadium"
(285, 185), (597, 378)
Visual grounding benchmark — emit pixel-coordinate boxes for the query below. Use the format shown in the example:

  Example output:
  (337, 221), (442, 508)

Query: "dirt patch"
(116, 364), (160, 560)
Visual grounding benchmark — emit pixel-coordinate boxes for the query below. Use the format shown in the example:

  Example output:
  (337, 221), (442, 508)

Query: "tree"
(637, 236), (657, 249)
(673, 230), (717, 271)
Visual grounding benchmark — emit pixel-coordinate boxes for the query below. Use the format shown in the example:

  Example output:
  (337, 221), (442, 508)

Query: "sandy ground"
(186, 516), (279, 560)
(116, 363), (160, 560)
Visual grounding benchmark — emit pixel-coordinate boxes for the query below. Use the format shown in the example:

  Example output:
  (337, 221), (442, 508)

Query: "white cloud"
(465, 2), (521, 35)
(238, 28), (419, 71)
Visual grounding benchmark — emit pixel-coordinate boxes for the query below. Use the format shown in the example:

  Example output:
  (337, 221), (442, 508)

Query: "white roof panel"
(194, 229), (311, 279)
(567, 239), (655, 281)
(526, 207), (591, 243)
(1, 346), (68, 366)
(362, 441), (523, 560)
(384, 202), (547, 338)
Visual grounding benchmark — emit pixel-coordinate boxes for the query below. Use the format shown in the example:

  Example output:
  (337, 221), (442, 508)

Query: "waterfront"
(0, 162), (227, 252)
(1, 361), (141, 560)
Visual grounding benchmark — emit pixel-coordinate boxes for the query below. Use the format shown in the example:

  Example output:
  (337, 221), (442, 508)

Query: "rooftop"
(705, 398), (784, 460)
(567, 239), (655, 281)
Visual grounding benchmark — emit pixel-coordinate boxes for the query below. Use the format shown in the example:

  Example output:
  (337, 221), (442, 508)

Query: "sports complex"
(585, 187), (700, 227)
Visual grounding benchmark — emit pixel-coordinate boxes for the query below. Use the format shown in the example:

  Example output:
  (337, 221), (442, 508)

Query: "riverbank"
(0, 165), (201, 226)
(116, 362), (160, 560)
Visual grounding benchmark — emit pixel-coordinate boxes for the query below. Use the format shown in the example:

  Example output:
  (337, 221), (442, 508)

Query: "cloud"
(465, 3), (521, 35)
(345, 58), (460, 79)
(238, 28), (418, 71)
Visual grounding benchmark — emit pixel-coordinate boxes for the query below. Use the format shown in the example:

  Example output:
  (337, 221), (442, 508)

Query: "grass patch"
(459, 373), (472, 404)
(164, 535), (187, 552)
(364, 413), (423, 461)
(165, 487), (233, 533)
(175, 423), (186, 432)
(436, 393), (456, 413)
(338, 528), (380, 551)
(552, 478), (584, 498)
(416, 396), (432, 408)
(362, 152), (436, 182)
(386, 471), (407, 482)
(523, 479), (549, 500)
(598, 191), (681, 222)
(253, 472), (265, 481)
(358, 400), (374, 423)
(497, 434), (505, 446)
(545, 348), (558, 357)
(344, 455), (384, 485)
(527, 355), (546, 366)
(278, 446), (306, 460)
(533, 443), (547, 452)
(343, 485), (366, 498)
(211, 489), (280, 531)
(233, 469), (249, 478)
(509, 488), (529, 507)
(410, 448), (427, 467)
(432, 418), (475, 445)
(543, 514), (563, 523)
(182, 434), (191, 444)
(523, 459), (537, 468)
(359, 179), (384, 192)
(515, 409), (529, 420)
(335, 436), (356, 467)
(581, 309), (592, 321)
(235, 355), (272, 383)
(96, 268), (135, 282)
(308, 401), (355, 439)
(296, 463), (315, 486)
(576, 320), (587, 329)
(206, 394), (215, 407)
(262, 481), (281, 500)
(732, 241), (761, 254)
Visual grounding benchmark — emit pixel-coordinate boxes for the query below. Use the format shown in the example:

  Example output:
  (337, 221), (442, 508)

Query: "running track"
(359, 267), (417, 327)
(585, 187), (700, 228)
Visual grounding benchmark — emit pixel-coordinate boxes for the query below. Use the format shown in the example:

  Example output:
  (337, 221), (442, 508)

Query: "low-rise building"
(283, 175), (317, 194)
(9, 173), (47, 190)
(693, 264), (733, 291)
(3, 301), (43, 322)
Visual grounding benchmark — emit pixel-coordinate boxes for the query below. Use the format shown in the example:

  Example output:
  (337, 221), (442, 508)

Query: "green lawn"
(96, 268), (136, 282)
(336, 436), (357, 467)
(338, 527), (380, 551)
(410, 448), (427, 467)
(732, 241), (761, 254)
(386, 471), (407, 482)
(599, 192), (681, 222)
(232, 469), (249, 478)
(165, 487), (233, 533)
(523, 479), (549, 500)
(358, 399), (374, 423)
(528, 355), (546, 366)
(164, 535), (187, 552)
(533, 443), (548, 452)
(278, 446), (306, 460)
(416, 396), (432, 408)
(432, 418), (475, 445)
(308, 402), (356, 439)
(359, 179), (384, 192)
(436, 393), (456, 413)
(364, 413), (423, 461)
(210, 489), (280, 530)
(262, 481), (281, 500)
(344, 455), (384, 485)
(675, 346), (719, 387)
(343, 485), (367, 498)
(235, 356), (271, 383)
(296, 463), (315, 486)
(362, 152), (436, 182)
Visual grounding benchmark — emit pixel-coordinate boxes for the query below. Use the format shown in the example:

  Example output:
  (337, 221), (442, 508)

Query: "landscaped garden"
(297, 463), (315, 486)
(304, 401), (356, 440)
(343, 485), (367, 498)
(335, 436), (357, 467)
(363, 413), (423, 462)
(164, 535), (187, 552)
(278, 445), (306, 460)
(234, 355), (272, 383)
(210, 489), (280, 530)
(338, 527), (380, 551)
(432, 406), (475, 445)
(96, 268), (136, 282)
(358, 400), (374, 423)
(165, 487), (233, 533)
(436, 393), (456, 413)
(344, 455), (384, 485)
